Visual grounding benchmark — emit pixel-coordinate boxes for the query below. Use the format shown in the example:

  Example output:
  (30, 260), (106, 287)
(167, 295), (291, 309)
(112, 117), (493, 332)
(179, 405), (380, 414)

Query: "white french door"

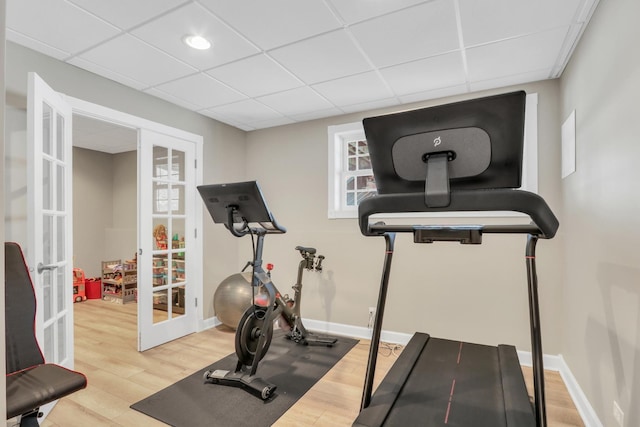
(26, 73), (74, 414)
(138, 129), (199, 350)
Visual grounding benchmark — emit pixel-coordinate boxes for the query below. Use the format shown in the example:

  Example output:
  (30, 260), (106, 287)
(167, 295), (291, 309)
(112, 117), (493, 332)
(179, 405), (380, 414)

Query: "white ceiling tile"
(459, 0), (585, 46)
(67, 57), (148, 90)
(398, 84), (468, 105)
(380, 52), (467, 96)
(207, 54), (303, 97)
(249, 116), (296, 130)
(327, 0), (428, 24)
(68, 0), (187, 30)
(7, 0), (120, 56)
(153, 73), (246, 109)
(466, 27), (569, 82)
(312, 72), (393, 107)
(198, 0), (341, 50)
(6, 29), (70, 60)
(144, 87), (201, 110)
(132, 2), (259, 71)
(205, 99), (283, 124)
(257, 87), (334, 116)
(269, 30), (372, 84)
(289, 107), (344, 122)
(350, 0), (459, 68)
(198, 110), (254, 130)
(469, 69), (553, 93)
(76, 34), (197, 87)
(340, 97), (400, 114)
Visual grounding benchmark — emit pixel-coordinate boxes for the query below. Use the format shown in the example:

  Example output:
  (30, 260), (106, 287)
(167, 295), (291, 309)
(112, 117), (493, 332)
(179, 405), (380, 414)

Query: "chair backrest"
(5, 242), (46, 374)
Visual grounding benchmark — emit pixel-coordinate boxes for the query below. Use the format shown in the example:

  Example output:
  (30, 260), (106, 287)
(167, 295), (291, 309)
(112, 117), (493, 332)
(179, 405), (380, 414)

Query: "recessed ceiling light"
(183, 35), (211, 50)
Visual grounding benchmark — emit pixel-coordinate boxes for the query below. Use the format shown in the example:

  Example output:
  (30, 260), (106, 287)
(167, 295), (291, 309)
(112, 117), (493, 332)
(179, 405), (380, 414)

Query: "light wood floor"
(42, 300), (584, 426)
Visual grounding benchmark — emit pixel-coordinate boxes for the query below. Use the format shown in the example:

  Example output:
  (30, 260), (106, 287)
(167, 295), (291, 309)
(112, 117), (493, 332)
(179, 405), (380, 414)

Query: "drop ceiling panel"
(207, 54), (304, 98)
(132, 2), (259, 71)
(350, 1), (459, 68)
(152, 72), (246, 109)
(67, 56), (149, 90)
(198, 0), (342, 50)
(459, 0), (585, 46)
(327, 0), (428, 25)
(312, 71), (393, 107)
(466, 27), (568, 82)
(269, 30), (372, 84)
(257, 86), (334, 116)
(205, 99), (283, 124)
(398, 84), (468, 105)
(380, 52), (467, 96)
(76, 34), (197, 87)
(68, 0), (187, 30)
(8, 0), (120, 56)
(6, 29), (70, 60)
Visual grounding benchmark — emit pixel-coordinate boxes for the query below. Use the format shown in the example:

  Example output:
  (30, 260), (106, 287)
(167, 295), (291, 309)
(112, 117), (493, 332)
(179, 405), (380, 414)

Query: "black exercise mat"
(131, 331), (357, 427)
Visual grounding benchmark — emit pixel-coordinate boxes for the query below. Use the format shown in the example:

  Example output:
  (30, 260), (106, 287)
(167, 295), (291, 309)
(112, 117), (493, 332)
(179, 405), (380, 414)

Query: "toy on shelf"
(153, 224), (168, 250)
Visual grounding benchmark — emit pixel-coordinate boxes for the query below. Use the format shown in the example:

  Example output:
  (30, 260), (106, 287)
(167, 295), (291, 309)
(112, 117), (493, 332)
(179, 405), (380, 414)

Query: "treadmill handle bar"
(361, 232), (396, 410)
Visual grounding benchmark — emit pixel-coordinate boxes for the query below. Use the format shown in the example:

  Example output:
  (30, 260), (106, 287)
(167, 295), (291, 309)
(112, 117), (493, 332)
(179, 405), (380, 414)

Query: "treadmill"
(353, 91), (558, 427)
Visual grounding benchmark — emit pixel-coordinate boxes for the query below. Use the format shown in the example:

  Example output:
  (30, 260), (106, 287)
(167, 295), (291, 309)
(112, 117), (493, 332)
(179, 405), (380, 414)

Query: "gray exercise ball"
(214, 272), (253, 329)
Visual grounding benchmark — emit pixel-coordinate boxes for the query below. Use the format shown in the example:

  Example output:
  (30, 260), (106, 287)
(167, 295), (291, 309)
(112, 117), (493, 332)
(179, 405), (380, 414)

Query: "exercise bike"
(197, 181), (337, 400)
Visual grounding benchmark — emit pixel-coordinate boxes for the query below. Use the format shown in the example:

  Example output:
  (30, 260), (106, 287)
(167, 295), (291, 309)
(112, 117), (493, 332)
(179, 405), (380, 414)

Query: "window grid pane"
(342, 138), (377, 209)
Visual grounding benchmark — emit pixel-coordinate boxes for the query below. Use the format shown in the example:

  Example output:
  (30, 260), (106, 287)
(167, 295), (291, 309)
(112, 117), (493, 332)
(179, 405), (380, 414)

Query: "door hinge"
(194, 228), (197, 238)
(195, 297), (198, 308)
(194, 159), (197, 169)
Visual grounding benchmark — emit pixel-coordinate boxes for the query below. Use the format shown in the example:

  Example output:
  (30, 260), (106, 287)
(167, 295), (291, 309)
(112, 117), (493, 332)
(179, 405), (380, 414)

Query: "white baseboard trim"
(200, 315), (220, 331)
(555, 355), (604, 427)
(201, 316), (602, 427)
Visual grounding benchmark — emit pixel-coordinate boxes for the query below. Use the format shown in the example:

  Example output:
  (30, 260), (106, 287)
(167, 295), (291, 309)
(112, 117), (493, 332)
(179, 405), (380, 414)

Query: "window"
(328, 123), (378, 218)
(328, 93), (538, 219)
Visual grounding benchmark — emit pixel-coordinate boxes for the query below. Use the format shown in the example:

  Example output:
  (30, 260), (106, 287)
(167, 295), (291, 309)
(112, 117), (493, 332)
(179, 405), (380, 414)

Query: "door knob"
(37, 262), (58, 274)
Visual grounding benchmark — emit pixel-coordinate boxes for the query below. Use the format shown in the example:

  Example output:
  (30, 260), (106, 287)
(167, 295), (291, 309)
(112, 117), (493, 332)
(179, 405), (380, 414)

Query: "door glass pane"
(43, 159), (52, 210)
(43, 215), (53, 265)
(153, 146), (169, 179)
(57, 316), (66, 362)
(43, 270), (52, 322)
(57, 216), (65, 262)
(43, 101), (52, 156)
(172, 183), (185, 214)
(56, 113), (64, 161)
(153, 256), (166, 287)
(56, 266), (65, 315)
(172, 285), (185, 317)
(153, 182), (169, 214)
(153, 289), (169, 324)
(153, 219), (169, 251)
(174, 258), (186, 283)
(171, 217), (185, 253)
(172, 149), (185, 181)
(56, 164), (65, 211)
(43, 324), (53, 362)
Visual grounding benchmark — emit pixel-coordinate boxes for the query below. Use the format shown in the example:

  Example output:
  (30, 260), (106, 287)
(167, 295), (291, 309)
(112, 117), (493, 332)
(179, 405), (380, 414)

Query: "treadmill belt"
(354, 333), (535, 427)
(385, 338), (506, 426)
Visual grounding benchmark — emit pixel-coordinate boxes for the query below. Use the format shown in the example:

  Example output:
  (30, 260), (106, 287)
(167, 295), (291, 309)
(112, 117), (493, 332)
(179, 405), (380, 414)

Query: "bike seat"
(295, 246), (316, 255)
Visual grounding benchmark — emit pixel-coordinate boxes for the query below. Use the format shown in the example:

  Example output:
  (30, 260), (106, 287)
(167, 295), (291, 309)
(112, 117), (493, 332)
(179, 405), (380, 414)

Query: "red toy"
(73, 268), (87, 303)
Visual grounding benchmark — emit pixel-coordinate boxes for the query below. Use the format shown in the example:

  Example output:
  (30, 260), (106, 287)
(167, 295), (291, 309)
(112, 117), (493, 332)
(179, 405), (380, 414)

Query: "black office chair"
(5, 242), (87, 427)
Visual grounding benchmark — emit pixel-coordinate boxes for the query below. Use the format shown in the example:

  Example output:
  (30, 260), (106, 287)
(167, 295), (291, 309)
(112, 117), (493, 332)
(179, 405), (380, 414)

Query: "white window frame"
(328, 93), (539, 219)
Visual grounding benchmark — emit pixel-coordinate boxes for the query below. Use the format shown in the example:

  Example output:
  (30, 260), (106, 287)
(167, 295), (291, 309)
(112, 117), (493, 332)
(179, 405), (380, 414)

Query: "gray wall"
(4, 41), (247, 320)
(245, 79), (565, 354)
(72, 147), (137, 278)
(559, 0), (639, 425)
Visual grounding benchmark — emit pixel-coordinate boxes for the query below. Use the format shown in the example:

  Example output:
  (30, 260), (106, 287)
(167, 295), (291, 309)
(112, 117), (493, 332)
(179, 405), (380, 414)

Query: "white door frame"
(64, 96), (204, 349)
